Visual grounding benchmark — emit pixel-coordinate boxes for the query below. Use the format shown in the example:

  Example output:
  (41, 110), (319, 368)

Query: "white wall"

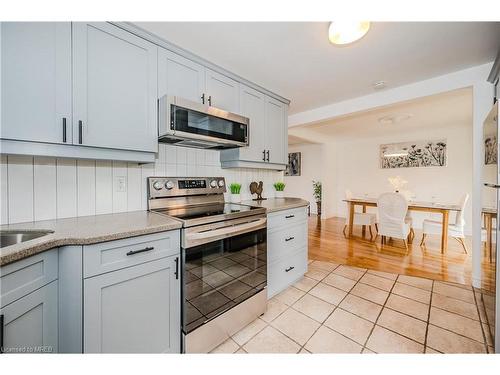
(0, 145), (283, 225)
(321, 123), (473, 234)
(284, 143), (324, 214)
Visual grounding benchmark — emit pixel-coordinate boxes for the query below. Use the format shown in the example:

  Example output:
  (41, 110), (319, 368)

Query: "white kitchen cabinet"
(72, 22), (158, 153)
(205, 68), (240, 113)
(267, 207), (308, 298)
(158, 48), (205, 103)
(265, 96), (287, 165)
(0, 22), (72, 144)
(220, 88), (288, 170)
(83, 256), (180, 353)
(0, 281), (58, 354)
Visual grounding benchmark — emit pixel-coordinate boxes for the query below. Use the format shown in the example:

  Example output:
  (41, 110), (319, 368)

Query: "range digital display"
(178, 180), (207, 189)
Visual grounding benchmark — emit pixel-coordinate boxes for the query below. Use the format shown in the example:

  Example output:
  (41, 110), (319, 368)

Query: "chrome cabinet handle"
(285, 236), (295, 242)
(484, 183), (500, 189)
(266, 150), (270, 162)
(208, 95), (212, 106)
(285, 215), (295, 219)
(285, 266), (295, 272)
(78, 120), (83, 144)
(126, 246), (154, 256)
(262, 150), (266, 161)
(201, 93), (205, 104)
(62, 118), (67, 143)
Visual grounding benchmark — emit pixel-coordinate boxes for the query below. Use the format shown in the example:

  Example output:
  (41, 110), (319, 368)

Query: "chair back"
(377, 192), (408, 226)
(455, 193), (469, 227)
(345, 190), (353, 200)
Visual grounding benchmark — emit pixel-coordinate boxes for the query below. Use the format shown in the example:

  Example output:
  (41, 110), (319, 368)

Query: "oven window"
(172, 105), (247, 144)
(182, 228), (267, 334)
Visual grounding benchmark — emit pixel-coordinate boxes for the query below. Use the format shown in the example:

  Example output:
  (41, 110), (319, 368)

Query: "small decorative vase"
(231, 194), (241, 203)
(275, 191), (284, 198)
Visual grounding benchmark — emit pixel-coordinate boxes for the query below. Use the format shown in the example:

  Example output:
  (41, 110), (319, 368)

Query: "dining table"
(343, 197), (462, 253)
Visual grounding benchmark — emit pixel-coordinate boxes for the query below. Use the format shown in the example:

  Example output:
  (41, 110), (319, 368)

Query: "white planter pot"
(275, 191), (284, 198)
(230, 194), (241, 203)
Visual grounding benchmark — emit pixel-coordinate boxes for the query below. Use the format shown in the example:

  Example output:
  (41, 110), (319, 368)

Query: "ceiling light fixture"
(378, 114), (413, 125)
(328, 21), (371, 45)
(372, 80), (387, 90)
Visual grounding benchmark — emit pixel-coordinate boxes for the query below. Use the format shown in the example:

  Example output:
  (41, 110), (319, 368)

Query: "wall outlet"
(115, 176), (127, 192)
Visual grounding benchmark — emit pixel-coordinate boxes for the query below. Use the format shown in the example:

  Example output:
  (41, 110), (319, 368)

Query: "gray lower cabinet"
(83, 255), (180, 353)
(267, 207), (308, 298)
(1, 281), (58, 354)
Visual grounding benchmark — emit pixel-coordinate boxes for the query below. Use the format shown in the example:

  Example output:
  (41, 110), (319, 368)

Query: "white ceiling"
(136, 22), (499, 114)
(289, 87), (472, 142)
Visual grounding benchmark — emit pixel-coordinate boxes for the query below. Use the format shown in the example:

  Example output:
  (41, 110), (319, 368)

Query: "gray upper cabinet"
(265, 96), (287, 165)
(237, 85), (267, 162)
(83, 256), (180, 353)
(1, 22), (72, 144)
(72, 22), (158, 153)
(205, 69), (239, 113)
(158, 48), (205, 103)
(0, 281), (59, 354)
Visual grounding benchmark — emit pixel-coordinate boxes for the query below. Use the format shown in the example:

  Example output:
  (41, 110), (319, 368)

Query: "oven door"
(182, 215), (267, 335)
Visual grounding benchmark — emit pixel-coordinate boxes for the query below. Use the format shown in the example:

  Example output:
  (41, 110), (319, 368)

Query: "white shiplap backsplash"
(0, 144), (284, 225)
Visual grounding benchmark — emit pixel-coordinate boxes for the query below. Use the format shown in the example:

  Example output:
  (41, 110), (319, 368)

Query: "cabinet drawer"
(268, 207), (307, 231)
(267, 223), (307, 263)
(267, 249), (307, 298)
(1, 249), (58, 308)
(83, 230), (180, 278)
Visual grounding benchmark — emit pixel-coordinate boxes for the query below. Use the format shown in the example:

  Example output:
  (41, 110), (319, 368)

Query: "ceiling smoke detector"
(372, 81), (387, 90)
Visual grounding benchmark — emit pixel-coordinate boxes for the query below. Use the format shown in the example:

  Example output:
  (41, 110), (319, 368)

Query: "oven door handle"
(189, 218), (267, 241)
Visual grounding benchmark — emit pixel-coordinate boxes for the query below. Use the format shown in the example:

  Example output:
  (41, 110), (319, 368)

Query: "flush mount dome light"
(328, 21), (370, 45)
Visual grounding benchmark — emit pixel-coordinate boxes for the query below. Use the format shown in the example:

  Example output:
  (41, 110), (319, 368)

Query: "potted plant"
(312, 180), (322, 215)
(273, 182), (285, 198)
(229, 183), (242, 203)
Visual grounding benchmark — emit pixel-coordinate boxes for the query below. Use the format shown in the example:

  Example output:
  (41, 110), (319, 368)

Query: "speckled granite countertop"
(240, 197), (309, 213)
(0, 211), (182, 266)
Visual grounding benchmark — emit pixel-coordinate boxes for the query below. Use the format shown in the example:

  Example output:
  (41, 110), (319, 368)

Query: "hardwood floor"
(308, 216), (495, 289)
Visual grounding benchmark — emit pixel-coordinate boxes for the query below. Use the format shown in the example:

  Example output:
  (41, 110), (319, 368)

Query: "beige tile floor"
(210, 260), (494, 354)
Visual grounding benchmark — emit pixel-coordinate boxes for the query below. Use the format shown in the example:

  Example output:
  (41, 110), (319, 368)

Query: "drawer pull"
(285, 266), (295, 272)
(285, 215), (295, 219)
(285, 236), (295, 242)
(126, 246), (154, 256)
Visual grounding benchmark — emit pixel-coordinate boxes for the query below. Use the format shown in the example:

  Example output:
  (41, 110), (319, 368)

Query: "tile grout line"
(423, 279), (435, 352)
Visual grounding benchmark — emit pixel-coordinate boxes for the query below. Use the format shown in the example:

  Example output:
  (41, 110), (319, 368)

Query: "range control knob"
(210, 180), (218, 188)
(218, 179), (225, 187)
(165, 180), (175, 190)
(153, 181), (163, 190)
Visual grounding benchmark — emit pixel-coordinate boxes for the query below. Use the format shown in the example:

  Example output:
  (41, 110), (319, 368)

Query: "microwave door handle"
(189, 218), (267, 241)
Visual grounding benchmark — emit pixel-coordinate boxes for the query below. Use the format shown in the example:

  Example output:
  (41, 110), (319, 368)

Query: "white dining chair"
(420, 193), (469, 253)
(343, 190), (377, 238)
(377, 192), (413, 252)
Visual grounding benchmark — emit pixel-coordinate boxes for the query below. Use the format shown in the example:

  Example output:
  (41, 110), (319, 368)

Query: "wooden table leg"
(486, 214), (493, 263)
(361, 205), (366, 237)
(440, 210), (449, 254)
(348, 202), (355, 237)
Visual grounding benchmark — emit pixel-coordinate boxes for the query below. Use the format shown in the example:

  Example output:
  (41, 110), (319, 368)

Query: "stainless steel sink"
(0, 230), (54, 248)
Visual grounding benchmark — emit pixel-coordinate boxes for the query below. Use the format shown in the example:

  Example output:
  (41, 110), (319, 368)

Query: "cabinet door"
(83, 256), (180, 353)
(0, 280), (58, 353)
(1, 22), (72, 144)
(265, 96), (287, 165)
(158, 48), (205, 103)
(205, 69), (239, 113)
(72, 22), (158, 152)
(238, 85), (267, 162)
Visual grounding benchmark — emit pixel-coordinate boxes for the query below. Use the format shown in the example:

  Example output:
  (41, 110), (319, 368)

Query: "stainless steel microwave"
(158, 95), (249, 149)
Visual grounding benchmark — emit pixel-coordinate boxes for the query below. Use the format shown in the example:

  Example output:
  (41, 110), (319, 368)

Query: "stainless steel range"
(147, 177), (268, 353)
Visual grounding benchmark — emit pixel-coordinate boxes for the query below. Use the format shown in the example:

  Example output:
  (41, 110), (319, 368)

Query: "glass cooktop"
(154, 203), (263, 224)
